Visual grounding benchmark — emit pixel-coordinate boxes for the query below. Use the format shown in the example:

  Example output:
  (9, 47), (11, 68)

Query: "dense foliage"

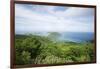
(15, 33), (94, 65)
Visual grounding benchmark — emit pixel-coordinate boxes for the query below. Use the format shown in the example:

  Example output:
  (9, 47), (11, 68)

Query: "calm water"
(16, 32), (94, 43)
(59, 32), (94, 42)
(32, 32), (94, 42)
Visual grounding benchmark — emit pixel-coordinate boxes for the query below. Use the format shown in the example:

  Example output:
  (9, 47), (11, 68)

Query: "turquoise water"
(35, 32), (94, 42)
(59, 32), (94, 42)
(16, 32), (94, 43)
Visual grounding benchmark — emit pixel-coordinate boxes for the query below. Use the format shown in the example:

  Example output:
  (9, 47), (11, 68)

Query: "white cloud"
(15, 4), (94, 34)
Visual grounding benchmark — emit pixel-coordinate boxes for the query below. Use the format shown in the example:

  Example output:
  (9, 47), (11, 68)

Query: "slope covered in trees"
(15, 33), (94, 65)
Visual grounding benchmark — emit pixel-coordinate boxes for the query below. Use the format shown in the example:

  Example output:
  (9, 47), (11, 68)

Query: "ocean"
(33, 32), (94, 42)
(16, 32), (94, 43)
(59, 32), (94, 42)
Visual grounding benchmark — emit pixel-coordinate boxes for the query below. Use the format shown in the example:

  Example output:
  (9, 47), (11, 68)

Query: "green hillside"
(15, 34), (94, 65)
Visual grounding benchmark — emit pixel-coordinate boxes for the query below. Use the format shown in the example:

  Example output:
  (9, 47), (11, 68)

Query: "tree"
(47, 32), (61, 42)
(16, 51), (31, 65)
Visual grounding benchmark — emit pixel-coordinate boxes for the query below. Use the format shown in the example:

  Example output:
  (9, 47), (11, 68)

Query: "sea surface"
(16, 32), (94, 43)
(59, 32), (94, 42)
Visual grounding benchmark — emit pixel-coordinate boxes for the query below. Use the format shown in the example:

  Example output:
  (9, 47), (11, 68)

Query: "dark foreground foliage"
(15, 34), (95, 65)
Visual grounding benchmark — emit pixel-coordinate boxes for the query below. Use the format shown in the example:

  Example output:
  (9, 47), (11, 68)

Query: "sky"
(15, 4), (94, 34)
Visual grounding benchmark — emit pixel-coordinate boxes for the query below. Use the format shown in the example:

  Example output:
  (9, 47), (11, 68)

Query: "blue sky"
(15, 4), (94, 34)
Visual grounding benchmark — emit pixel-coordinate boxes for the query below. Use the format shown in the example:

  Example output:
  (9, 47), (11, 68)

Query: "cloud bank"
(15, 4), (94, 34)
